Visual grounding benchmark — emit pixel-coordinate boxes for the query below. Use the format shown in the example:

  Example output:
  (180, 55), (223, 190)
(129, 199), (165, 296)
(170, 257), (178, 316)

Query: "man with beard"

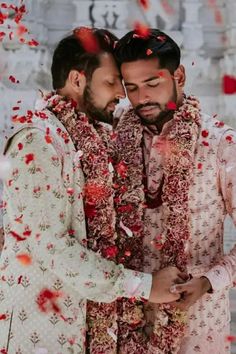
(0, 28), (183, 353)
(114, 28), (236, 354)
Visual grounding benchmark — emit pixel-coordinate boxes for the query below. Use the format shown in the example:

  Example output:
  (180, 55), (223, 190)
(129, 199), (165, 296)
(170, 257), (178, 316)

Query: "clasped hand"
(149, 266), (212, 309)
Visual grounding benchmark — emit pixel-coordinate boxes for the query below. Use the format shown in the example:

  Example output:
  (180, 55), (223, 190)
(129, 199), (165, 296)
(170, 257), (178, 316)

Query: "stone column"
(182, 0), (203, 52)
(45, 0), (76, 47)
(72, 0), (93, 28)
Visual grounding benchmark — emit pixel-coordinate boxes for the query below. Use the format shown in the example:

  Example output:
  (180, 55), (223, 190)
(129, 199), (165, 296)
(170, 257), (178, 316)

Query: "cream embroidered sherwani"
(0, 109), (152, 354)
(142, 113), (236, 354)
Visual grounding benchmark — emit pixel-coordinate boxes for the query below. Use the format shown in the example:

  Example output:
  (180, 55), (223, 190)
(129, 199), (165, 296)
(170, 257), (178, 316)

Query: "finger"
(174, 276), (187, 284)
(170, 282), (191, 294)
(178, 272), (191, 281)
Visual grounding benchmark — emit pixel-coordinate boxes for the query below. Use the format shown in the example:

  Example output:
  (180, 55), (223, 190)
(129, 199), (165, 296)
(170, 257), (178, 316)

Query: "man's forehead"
(121, 58), (168, 83)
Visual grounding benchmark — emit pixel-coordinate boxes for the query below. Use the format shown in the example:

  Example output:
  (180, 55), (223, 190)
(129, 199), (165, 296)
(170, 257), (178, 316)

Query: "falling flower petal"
(166, 101), (177, 110)
(45, 134), (53, 144)
(18, 142), (23, 150)
(37, 288), (62, 314)
(225, 335), (236, 342)
(9, 230), (26, 242)
(24, 153), (35, 165)
(16, 253), (32, 266)
(161, 0), (175, 15)
(201, 130), (209, 138)
(222, 75), (236, 94)
(16, 24), (28, 37)
(138, 0), (150, 10)
(120, 220), (133, 238)
(226, 135), (233, 142)
(133, 21), (150, 39)
(202, 141), (209, 147)
(197, 163), (203, 170)
(74, 27), (99, 53)
(146, 48), (153, 56)
(27, 39), (39, 47)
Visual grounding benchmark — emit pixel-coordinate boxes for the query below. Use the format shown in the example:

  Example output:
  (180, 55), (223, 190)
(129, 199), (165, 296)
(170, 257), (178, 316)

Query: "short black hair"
(115, 28), (181, 74)
(51, 27), (118, 89)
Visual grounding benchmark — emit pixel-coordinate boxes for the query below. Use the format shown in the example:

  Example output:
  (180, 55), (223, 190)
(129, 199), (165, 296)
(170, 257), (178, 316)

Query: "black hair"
(51, 27), (118, 89)
(115, 28), (181, 74)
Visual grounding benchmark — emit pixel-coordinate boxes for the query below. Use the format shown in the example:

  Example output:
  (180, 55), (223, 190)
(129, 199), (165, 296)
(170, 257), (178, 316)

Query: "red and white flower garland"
(115, 95), (201, 353)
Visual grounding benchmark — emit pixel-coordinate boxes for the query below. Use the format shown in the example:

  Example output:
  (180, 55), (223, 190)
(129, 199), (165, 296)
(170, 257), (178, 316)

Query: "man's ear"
(173, 65), (186, 88)
(67, 70), (87, 93)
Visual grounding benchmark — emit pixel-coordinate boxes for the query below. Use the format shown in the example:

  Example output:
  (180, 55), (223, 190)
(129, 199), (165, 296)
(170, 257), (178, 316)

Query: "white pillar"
(45, 0), (76, 47)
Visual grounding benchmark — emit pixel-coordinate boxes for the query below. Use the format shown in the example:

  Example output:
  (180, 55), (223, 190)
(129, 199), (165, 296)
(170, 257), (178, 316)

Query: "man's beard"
(135, 80), (178, 131)
(83, 84), (119, 125)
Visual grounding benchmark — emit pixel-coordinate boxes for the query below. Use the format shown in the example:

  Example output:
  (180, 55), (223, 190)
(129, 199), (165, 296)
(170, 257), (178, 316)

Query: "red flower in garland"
(103, 245), (118, 259)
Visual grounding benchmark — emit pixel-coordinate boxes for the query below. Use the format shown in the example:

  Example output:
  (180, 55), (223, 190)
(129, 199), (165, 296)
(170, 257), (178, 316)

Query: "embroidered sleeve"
(204, 128), (236, 291)
(4, 128), (152, 302)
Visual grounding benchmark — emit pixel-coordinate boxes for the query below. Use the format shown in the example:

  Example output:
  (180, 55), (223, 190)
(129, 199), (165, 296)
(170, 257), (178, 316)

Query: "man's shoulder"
(201, 112), (235, 137)
(3, 109), (72, 156)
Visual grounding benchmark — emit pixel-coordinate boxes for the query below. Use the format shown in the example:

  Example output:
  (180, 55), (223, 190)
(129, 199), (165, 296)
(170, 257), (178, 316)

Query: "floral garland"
(43, 92), (148, 353)
(115, 95), (201, 353)
(113, 113), (148, 353)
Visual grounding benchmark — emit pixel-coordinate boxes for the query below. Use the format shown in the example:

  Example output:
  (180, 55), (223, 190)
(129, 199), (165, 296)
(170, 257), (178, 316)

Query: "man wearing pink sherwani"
(114, 28), (236, 354)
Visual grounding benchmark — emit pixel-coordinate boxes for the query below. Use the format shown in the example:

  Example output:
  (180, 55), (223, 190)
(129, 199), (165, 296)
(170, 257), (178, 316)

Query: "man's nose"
(138, 88), (150, 105)
(115, 81), (126, 99)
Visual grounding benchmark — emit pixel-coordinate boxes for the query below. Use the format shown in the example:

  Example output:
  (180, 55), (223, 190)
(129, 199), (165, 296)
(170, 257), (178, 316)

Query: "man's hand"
(149, 266), (188, 304)
(170, 276), (212, 311)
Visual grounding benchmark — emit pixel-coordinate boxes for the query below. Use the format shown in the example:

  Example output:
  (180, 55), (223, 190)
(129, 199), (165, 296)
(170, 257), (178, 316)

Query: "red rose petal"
(74, 27), (100, 54)
(201, 130), (209, 138)
(27, 39), (39, 47)
(161, 0), (175, 15)
(138, 0), (149, 10)
(166, 101), (177, 110)
(226, 135), (233, 142)
(146, 48), (153, 56)
(202, 141), (209, 147)
(222, 75), (236, 94)
(9, 230), (26, 242)
(24, 153), (35, 164)
(133, 21), (150, 39)
(197, 163), (203, 170)
(16, 253), (32, 266)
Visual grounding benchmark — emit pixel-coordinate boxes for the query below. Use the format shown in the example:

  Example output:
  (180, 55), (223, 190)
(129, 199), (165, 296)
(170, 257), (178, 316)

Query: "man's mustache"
(105, 99), (120, 109)
(135, 102), (161, 112)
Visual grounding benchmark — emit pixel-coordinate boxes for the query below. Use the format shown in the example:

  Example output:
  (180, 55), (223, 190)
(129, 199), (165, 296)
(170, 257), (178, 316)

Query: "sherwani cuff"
(204, 265), (231, 292)
(122, 270), (152, 300)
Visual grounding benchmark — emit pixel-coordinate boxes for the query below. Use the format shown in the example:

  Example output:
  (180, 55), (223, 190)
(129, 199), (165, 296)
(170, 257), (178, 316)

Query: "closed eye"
(126, 86), (137, 93)
(147, 79), (161, 87)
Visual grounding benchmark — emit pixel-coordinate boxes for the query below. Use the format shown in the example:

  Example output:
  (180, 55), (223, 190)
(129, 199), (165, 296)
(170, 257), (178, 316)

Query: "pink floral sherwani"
(142, 113), (236, 354)
(0, 107), (152, 353)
